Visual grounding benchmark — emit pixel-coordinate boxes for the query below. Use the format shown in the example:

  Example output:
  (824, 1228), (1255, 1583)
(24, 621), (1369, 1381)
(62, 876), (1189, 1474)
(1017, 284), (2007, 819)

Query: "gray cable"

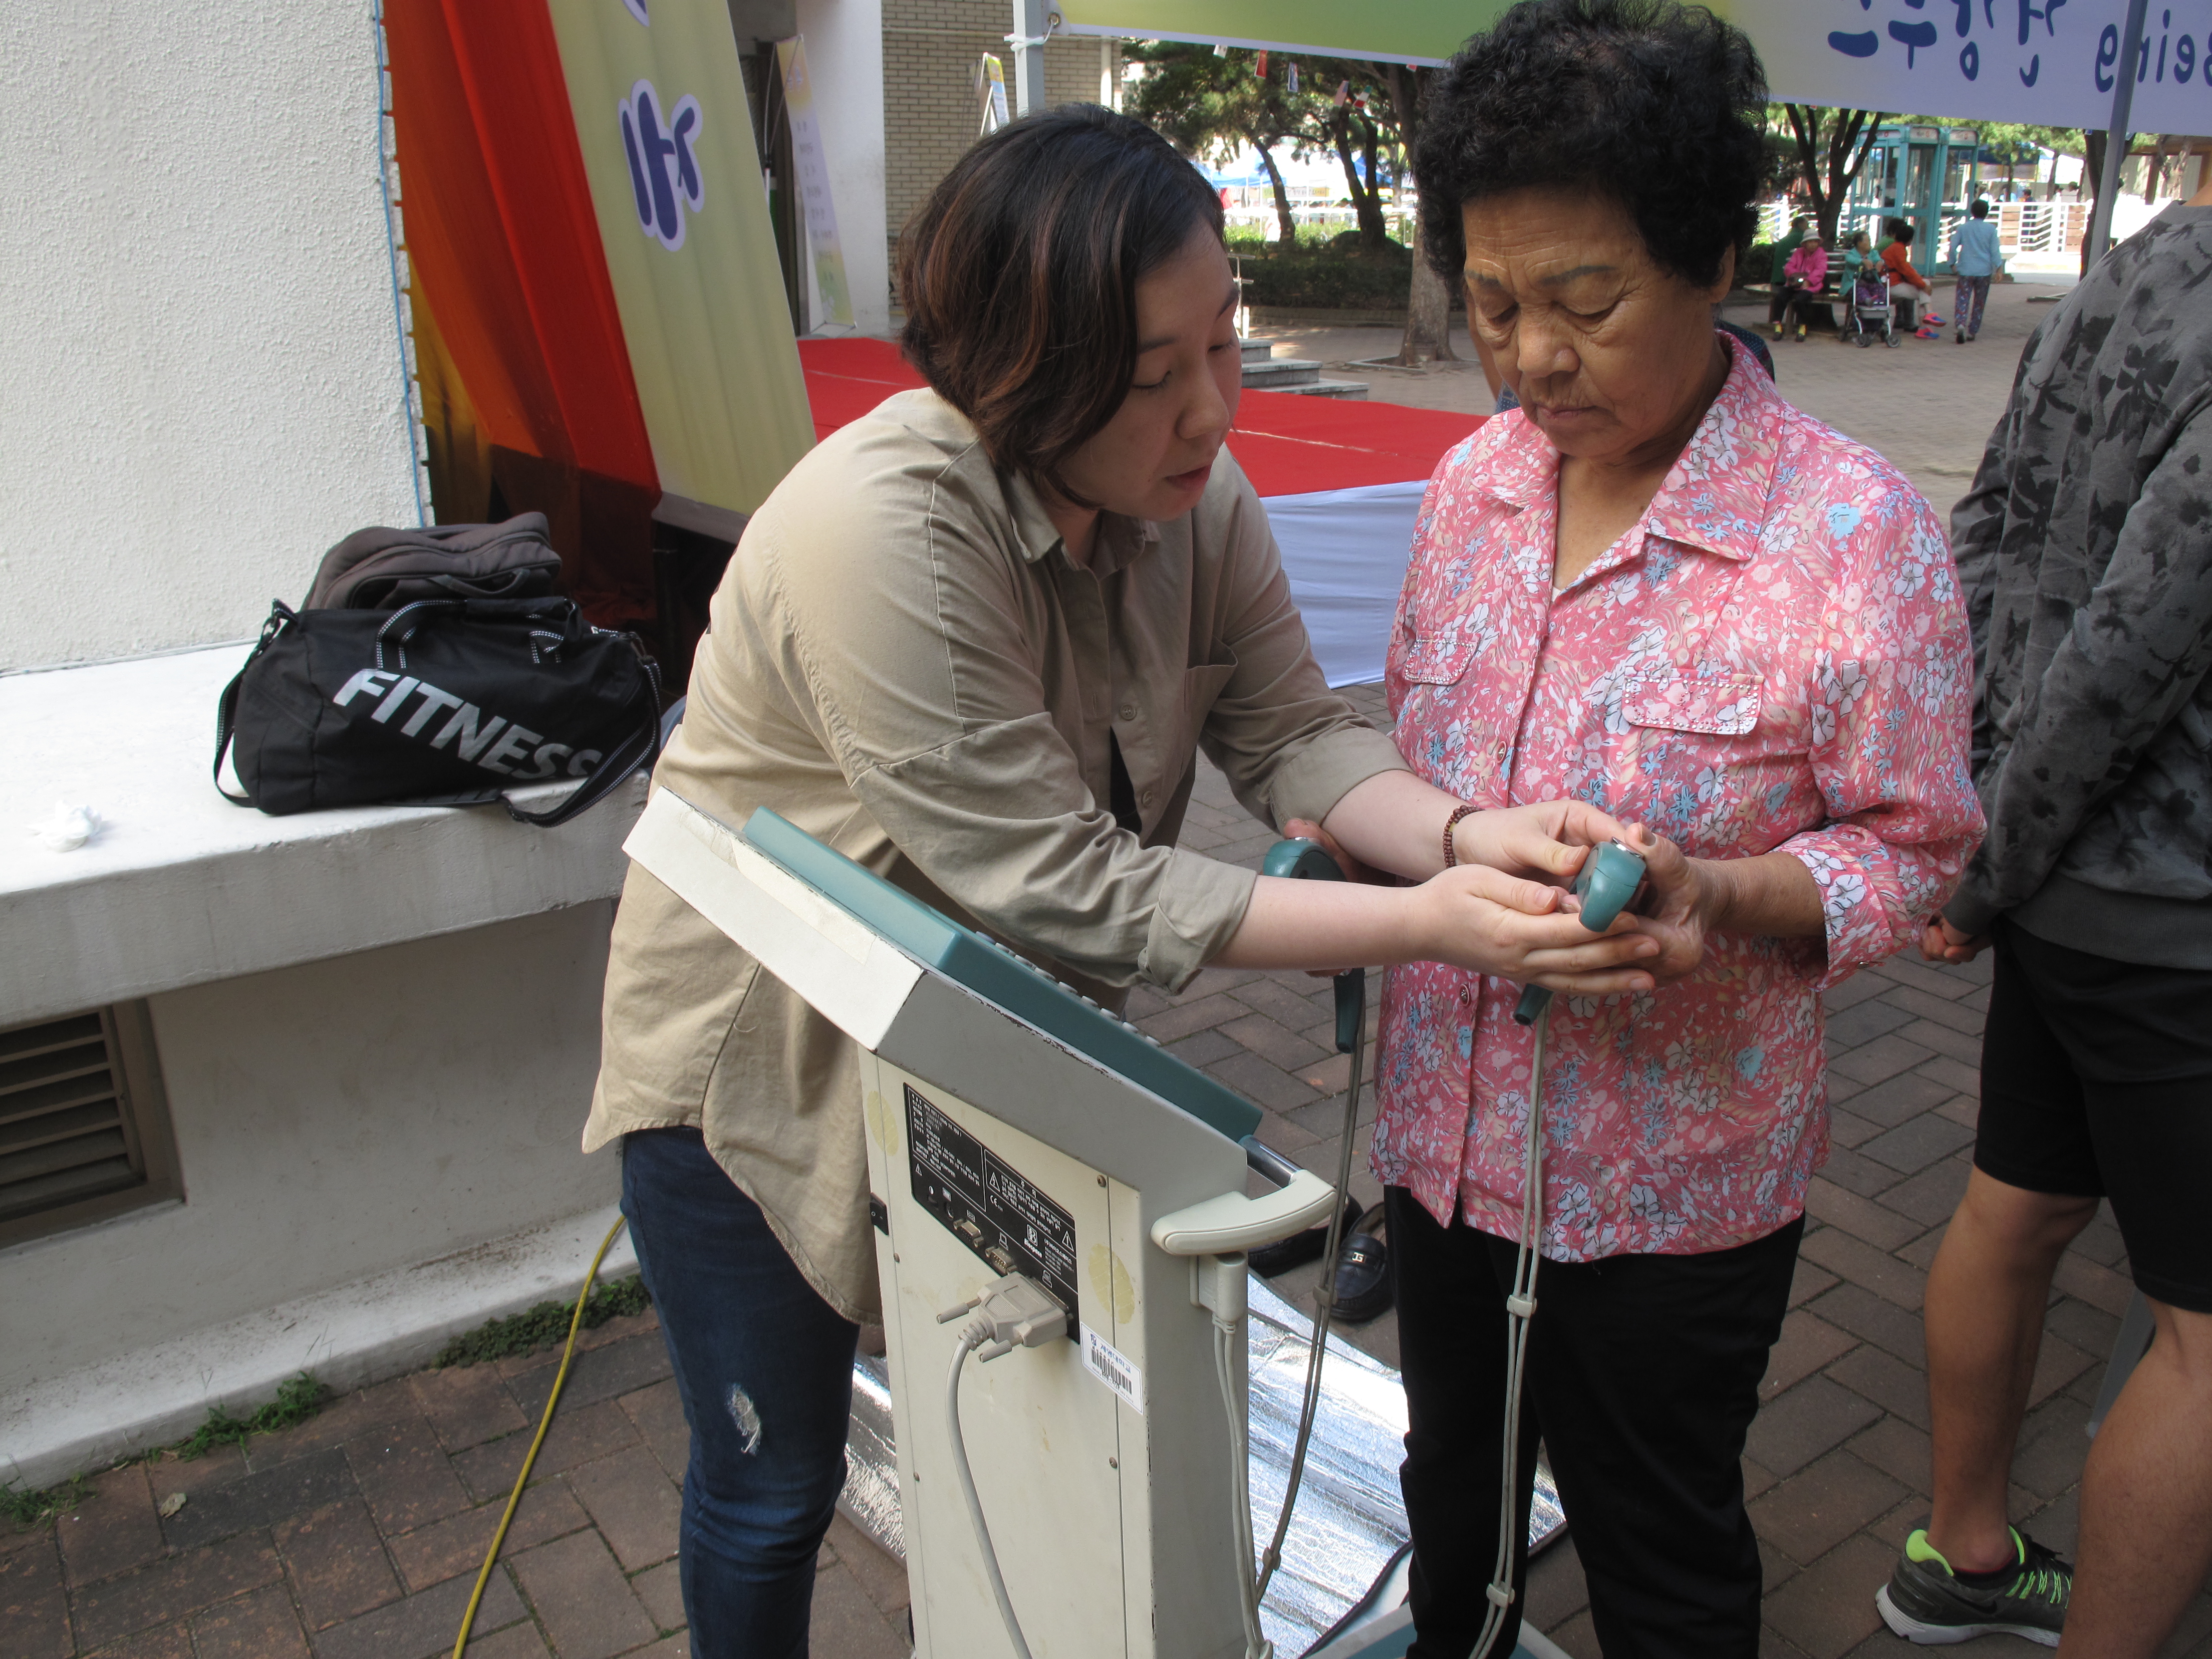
(1212, 1314), (1273, 1659)
(946, 1322), (1034, 1659)
(1254, 1005), (1366, 1606)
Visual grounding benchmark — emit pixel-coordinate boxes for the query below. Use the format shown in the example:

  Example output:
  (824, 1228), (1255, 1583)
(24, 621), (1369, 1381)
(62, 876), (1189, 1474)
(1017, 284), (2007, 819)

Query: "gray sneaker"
(1876, 1527), (2070, 1646)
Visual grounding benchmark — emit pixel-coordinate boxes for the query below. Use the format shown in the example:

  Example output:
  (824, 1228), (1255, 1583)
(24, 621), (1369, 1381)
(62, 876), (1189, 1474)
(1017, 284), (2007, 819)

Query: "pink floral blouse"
(1374, 343), (1983, 1260)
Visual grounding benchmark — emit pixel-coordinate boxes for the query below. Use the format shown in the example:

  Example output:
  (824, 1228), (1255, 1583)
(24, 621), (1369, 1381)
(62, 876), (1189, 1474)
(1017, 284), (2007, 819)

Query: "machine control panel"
(905, 1082), (1079, 1335)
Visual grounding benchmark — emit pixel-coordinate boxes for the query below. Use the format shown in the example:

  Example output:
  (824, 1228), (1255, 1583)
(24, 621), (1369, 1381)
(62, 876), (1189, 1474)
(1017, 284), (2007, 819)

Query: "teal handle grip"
(1264, 838), (1365, 1054)
(1512, 840), (1648, 1027)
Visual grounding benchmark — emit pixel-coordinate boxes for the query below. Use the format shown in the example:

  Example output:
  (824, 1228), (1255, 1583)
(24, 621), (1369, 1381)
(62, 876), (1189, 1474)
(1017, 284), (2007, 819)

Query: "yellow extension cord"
(451, 1215), (630, 1658)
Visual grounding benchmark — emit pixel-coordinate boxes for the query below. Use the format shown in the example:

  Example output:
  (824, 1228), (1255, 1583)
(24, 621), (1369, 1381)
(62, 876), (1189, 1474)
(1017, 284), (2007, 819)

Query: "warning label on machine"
(904, 1083), (1078, 1334)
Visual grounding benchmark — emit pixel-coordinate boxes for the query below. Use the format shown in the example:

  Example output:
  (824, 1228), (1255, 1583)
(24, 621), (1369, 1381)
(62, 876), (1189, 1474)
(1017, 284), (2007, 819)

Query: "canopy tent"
(799, 340), (1481, 685)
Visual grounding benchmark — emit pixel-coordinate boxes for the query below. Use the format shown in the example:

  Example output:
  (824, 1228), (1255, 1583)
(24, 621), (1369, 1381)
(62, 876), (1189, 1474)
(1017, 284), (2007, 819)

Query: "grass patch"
(1, 1471), (93, 1530)
(169, 1372), (331, 1461)
(432, 1274), (651, 1369)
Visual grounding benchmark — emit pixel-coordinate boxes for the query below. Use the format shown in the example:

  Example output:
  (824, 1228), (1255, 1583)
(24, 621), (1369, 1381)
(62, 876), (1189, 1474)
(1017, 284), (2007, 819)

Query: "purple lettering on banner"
(1829, 28), (1881, 54)
(1962, 39), (1982, 74)
(2019, 50), (2041, 81)
(618, 82), (706, 252)
(2097, 21), (2119, 87)
(1951, 0), (1974, 36)
(2176, 30), (2195, 79)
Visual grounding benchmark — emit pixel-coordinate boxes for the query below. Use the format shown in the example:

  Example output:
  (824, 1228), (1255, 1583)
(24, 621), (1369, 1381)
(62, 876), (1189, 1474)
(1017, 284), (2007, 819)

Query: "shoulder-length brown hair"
(898, 105), (1223, 506)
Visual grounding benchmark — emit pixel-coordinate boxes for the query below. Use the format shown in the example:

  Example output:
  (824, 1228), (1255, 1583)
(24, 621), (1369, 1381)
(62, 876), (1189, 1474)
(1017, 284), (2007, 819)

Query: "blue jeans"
(622, 1128), (861, 1658)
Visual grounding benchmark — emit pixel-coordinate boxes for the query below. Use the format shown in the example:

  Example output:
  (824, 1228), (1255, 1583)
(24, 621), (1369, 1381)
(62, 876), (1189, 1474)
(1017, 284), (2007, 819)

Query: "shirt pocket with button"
(1621, 670), (1808, 853)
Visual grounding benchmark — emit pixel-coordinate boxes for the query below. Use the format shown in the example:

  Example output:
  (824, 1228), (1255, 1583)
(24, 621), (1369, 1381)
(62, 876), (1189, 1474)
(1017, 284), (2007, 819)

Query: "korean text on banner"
(775, 37), (855, 332)
(1048, 0), (2205, 134)
(543, 0), (814, 523)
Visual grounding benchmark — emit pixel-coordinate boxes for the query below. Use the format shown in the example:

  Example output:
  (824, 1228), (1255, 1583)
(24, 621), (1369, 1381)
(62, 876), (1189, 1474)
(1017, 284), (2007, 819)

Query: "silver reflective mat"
(838, 1272), (1565, 1657)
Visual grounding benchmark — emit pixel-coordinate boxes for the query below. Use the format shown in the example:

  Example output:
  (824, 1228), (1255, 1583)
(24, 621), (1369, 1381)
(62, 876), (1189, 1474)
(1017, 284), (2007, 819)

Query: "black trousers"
(1389, 1188), (1802, 1658)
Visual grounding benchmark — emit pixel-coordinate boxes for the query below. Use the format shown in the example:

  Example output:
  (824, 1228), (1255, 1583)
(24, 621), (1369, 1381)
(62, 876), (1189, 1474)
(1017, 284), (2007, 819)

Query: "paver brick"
(1760, 1310), (1861, 1402)
(1798, 1228), (1927, 1312)
(1807, 1282), (1928, 1367)
(573, 1306), (659, 1356)
(1829, 1034), (1936, 1088)
(188, 1580), (309, 1657)
(72, 1531), (284, 1650)
(83, 1624), (194, 1656)
(385, 1479), (590, 1594)
(508, 1529), (658, 1659)
(807, 1559), (909, 1659)
(164, 1447), (357, 1554)
(1824, 1345), (1931, 1432)
(2042, 1294), (2120, 1361)
(1225, 975), (1331, 1029)
(1822, 999), (1916, 1048)
(1821, 972), (1890, 1011)
(1815, 1146), (1903, 1200)
(1870, 1160), (1971, 1229)
(1135, 993), (1247, 1043)
(1867, 957), (1981, 1000)
(2026, 1333), (2097, 1410)
(565, 1446), (681, 1573)
(1831, 1071), (1955, 1130)
(0, 1528), (70, 1657)
(1164, 1028), (1241, 1067)
(345, 1419), (472, 1537)
(1804, 1180), (1923, 1252)
(1748, 1451), (1907, 1568)
(451, 1401), (641, 1504)
(1759, 1532), (1897, 1658)
(409, 1364), (528, 1455)
(1825, 1108), (1882, 1149)
(58, 1463), (166, 1588)
(824, 1514), (910, 1619)
(618, 1379), (692, 1488)
(508, 1335), (673, 1420)
(1203, 1049), (1317, 1112)
(1872, 982), (1987, 1035)
(1845, 1417), (1932, 1497)
(246, 1378), (422, 1471)
(308, 1561), (527, 1659)
(1294, 1051), (1353, 1097)
(1220, 1012), (1331, 1070)
(1787, 1258), (1840, 1309)
(2051, 1253), (2134, 1318)
(1745, 1376), (1883, 1479)
(146, 1444), (249, 1506)
(1912, 1055), (1981, 1099)
(1858, 1114), (1975, 1177)
(1894, 1019), (1981, 1067)
(631, 1557), (686, 1631)
(272, 1498), (400, 1629)
(452, 1619), (551, 1657)
(1522, 1533), (1590, 1632)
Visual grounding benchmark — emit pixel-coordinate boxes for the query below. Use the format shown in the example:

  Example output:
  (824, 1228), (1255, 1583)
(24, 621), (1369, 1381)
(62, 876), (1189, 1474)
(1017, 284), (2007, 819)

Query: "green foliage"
(1240, 239), (1423, 312)
(1, 1471), (93, 1531)
(170, 1373), (330, 1461)
(432, 1274), (652, 1369)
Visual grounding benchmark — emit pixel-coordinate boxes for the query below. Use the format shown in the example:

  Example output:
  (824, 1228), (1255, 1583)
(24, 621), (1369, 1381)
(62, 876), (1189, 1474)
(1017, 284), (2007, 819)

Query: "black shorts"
(1976, 921), (2212, 1313)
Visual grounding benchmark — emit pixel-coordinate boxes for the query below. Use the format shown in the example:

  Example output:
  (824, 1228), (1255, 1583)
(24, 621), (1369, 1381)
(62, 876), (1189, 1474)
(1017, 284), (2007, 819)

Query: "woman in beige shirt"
(587, 106), (1662, 1657)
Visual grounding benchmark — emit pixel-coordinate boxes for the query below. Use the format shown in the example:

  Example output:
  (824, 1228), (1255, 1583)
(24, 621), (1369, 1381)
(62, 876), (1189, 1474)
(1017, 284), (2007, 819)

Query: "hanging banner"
(543, 0), (814, 528)
(1051, 0), (2204, 134)
(775, 36), (856, 332)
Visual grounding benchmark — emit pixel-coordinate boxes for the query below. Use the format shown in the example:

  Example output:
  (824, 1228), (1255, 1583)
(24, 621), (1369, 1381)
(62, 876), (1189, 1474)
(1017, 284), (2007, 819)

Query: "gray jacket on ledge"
(1943, 204), (2212, 966)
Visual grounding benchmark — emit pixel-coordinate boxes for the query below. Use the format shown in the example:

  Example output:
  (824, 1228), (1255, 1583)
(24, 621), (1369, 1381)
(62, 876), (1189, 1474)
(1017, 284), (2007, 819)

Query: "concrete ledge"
(0, 1201), (638, 1489)
(1, 645), (643, 1026)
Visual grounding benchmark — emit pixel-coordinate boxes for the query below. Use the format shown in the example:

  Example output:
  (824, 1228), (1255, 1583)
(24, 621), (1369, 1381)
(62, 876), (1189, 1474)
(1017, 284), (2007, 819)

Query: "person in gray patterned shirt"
(1877, 186), (2212, 1651)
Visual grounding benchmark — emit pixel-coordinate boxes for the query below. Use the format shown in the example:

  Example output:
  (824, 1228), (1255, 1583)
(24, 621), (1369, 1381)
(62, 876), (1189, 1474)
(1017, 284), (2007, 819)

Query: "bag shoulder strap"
(213, 602), (295, 806)
(501, 653), (665, 828)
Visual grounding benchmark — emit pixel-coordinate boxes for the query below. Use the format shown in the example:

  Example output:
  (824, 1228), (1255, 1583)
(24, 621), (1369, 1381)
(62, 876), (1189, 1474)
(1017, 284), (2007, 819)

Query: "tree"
(1124, 44), (1316, 247)
(1373, 62), (1458, 365)
(1775, 103), (1888, 245)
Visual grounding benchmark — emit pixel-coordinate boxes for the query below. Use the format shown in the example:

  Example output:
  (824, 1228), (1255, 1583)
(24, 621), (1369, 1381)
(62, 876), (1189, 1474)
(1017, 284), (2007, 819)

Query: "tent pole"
(2085, 0), (2151, 269)
(1010, 0), (1050, 116)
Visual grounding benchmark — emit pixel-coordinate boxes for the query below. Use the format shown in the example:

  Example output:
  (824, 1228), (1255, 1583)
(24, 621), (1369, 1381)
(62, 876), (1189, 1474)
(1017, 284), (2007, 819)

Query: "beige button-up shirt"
(586, 389), (1405, 1323)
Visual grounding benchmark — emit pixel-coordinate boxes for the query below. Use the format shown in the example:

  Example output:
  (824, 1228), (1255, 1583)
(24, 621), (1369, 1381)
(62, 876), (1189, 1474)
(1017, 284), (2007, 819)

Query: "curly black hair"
(1414, 0), (1767, 290)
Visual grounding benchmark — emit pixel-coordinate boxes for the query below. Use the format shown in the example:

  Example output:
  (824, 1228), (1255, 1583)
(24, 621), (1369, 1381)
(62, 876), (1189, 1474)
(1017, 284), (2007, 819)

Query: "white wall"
(0, 3), (421, 673)
(797, 0), (892, 333)
(0, 905), (617, 1398)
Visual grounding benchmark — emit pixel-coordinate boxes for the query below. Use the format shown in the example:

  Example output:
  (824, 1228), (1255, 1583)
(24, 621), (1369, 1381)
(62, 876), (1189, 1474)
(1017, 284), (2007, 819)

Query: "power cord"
(939, 1274), (1069, 1659)
(451, 1214), (629, 1659)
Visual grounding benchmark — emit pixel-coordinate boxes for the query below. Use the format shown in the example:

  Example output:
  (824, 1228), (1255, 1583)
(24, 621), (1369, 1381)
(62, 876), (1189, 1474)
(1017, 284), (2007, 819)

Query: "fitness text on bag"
(332, 669), (604, 781)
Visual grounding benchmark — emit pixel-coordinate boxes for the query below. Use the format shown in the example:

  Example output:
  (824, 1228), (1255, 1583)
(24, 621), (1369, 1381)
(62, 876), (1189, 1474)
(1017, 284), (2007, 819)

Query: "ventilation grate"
(0, 1009), (149, 1225)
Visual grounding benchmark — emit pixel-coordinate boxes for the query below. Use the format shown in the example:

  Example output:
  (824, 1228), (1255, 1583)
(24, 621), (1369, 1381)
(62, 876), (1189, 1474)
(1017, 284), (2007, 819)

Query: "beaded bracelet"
(1442, 802), (1479, 869)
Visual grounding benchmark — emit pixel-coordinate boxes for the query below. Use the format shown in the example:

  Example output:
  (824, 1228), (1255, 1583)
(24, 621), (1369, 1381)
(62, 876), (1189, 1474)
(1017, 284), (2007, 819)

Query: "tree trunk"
(1396, 217), (1460, 365)
(1254, 141), (1297, 248)
(1359, 124), (1389, 248)
(1331, 116), (1388, 249)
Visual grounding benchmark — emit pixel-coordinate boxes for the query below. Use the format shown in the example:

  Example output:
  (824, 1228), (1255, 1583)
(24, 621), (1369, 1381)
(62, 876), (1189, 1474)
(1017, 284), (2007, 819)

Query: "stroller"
(1844, 268), (1896, 348)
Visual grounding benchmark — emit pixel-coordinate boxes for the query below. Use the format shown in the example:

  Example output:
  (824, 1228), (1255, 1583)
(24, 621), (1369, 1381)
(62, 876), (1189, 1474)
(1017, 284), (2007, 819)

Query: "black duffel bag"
(215, 594), (662, 827)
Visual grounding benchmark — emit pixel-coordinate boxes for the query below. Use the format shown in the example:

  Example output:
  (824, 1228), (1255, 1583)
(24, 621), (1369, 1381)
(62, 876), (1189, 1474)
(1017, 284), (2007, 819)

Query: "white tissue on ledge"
(30, 801), (102, 852)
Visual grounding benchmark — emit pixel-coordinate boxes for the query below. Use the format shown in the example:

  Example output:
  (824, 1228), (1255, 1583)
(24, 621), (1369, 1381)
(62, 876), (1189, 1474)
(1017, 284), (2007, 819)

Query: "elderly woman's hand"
(1620, 825), (1827, 983)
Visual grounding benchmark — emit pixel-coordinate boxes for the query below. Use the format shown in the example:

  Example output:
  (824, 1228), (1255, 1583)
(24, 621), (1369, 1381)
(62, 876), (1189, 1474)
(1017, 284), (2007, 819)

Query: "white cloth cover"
(1261, 479), (1427, 688)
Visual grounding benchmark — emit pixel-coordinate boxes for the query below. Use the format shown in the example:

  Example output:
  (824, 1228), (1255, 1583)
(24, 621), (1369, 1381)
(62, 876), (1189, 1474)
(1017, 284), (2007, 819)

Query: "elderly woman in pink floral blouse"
(1367, 3), (1985, 1654)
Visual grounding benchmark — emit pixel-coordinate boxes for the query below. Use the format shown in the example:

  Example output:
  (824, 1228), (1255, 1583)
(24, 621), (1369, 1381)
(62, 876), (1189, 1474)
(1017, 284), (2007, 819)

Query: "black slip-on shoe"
(1327, 1208), (1392, 1323)
(1249, 1195), (1361, 1279)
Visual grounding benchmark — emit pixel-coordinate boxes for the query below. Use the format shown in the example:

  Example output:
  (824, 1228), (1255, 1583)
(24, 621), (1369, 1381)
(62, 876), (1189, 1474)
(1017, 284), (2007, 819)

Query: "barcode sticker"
(1081, 1326), (1145, 1415)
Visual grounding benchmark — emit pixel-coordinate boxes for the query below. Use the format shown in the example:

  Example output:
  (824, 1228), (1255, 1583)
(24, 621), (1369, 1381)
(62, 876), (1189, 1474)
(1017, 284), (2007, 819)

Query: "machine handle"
(1263, 838), (1365, 1054)
(1242, 1136), (1303, 1189)
(1513, 839), (1650, 1026)
(1150, 1164), (1341, 1257)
